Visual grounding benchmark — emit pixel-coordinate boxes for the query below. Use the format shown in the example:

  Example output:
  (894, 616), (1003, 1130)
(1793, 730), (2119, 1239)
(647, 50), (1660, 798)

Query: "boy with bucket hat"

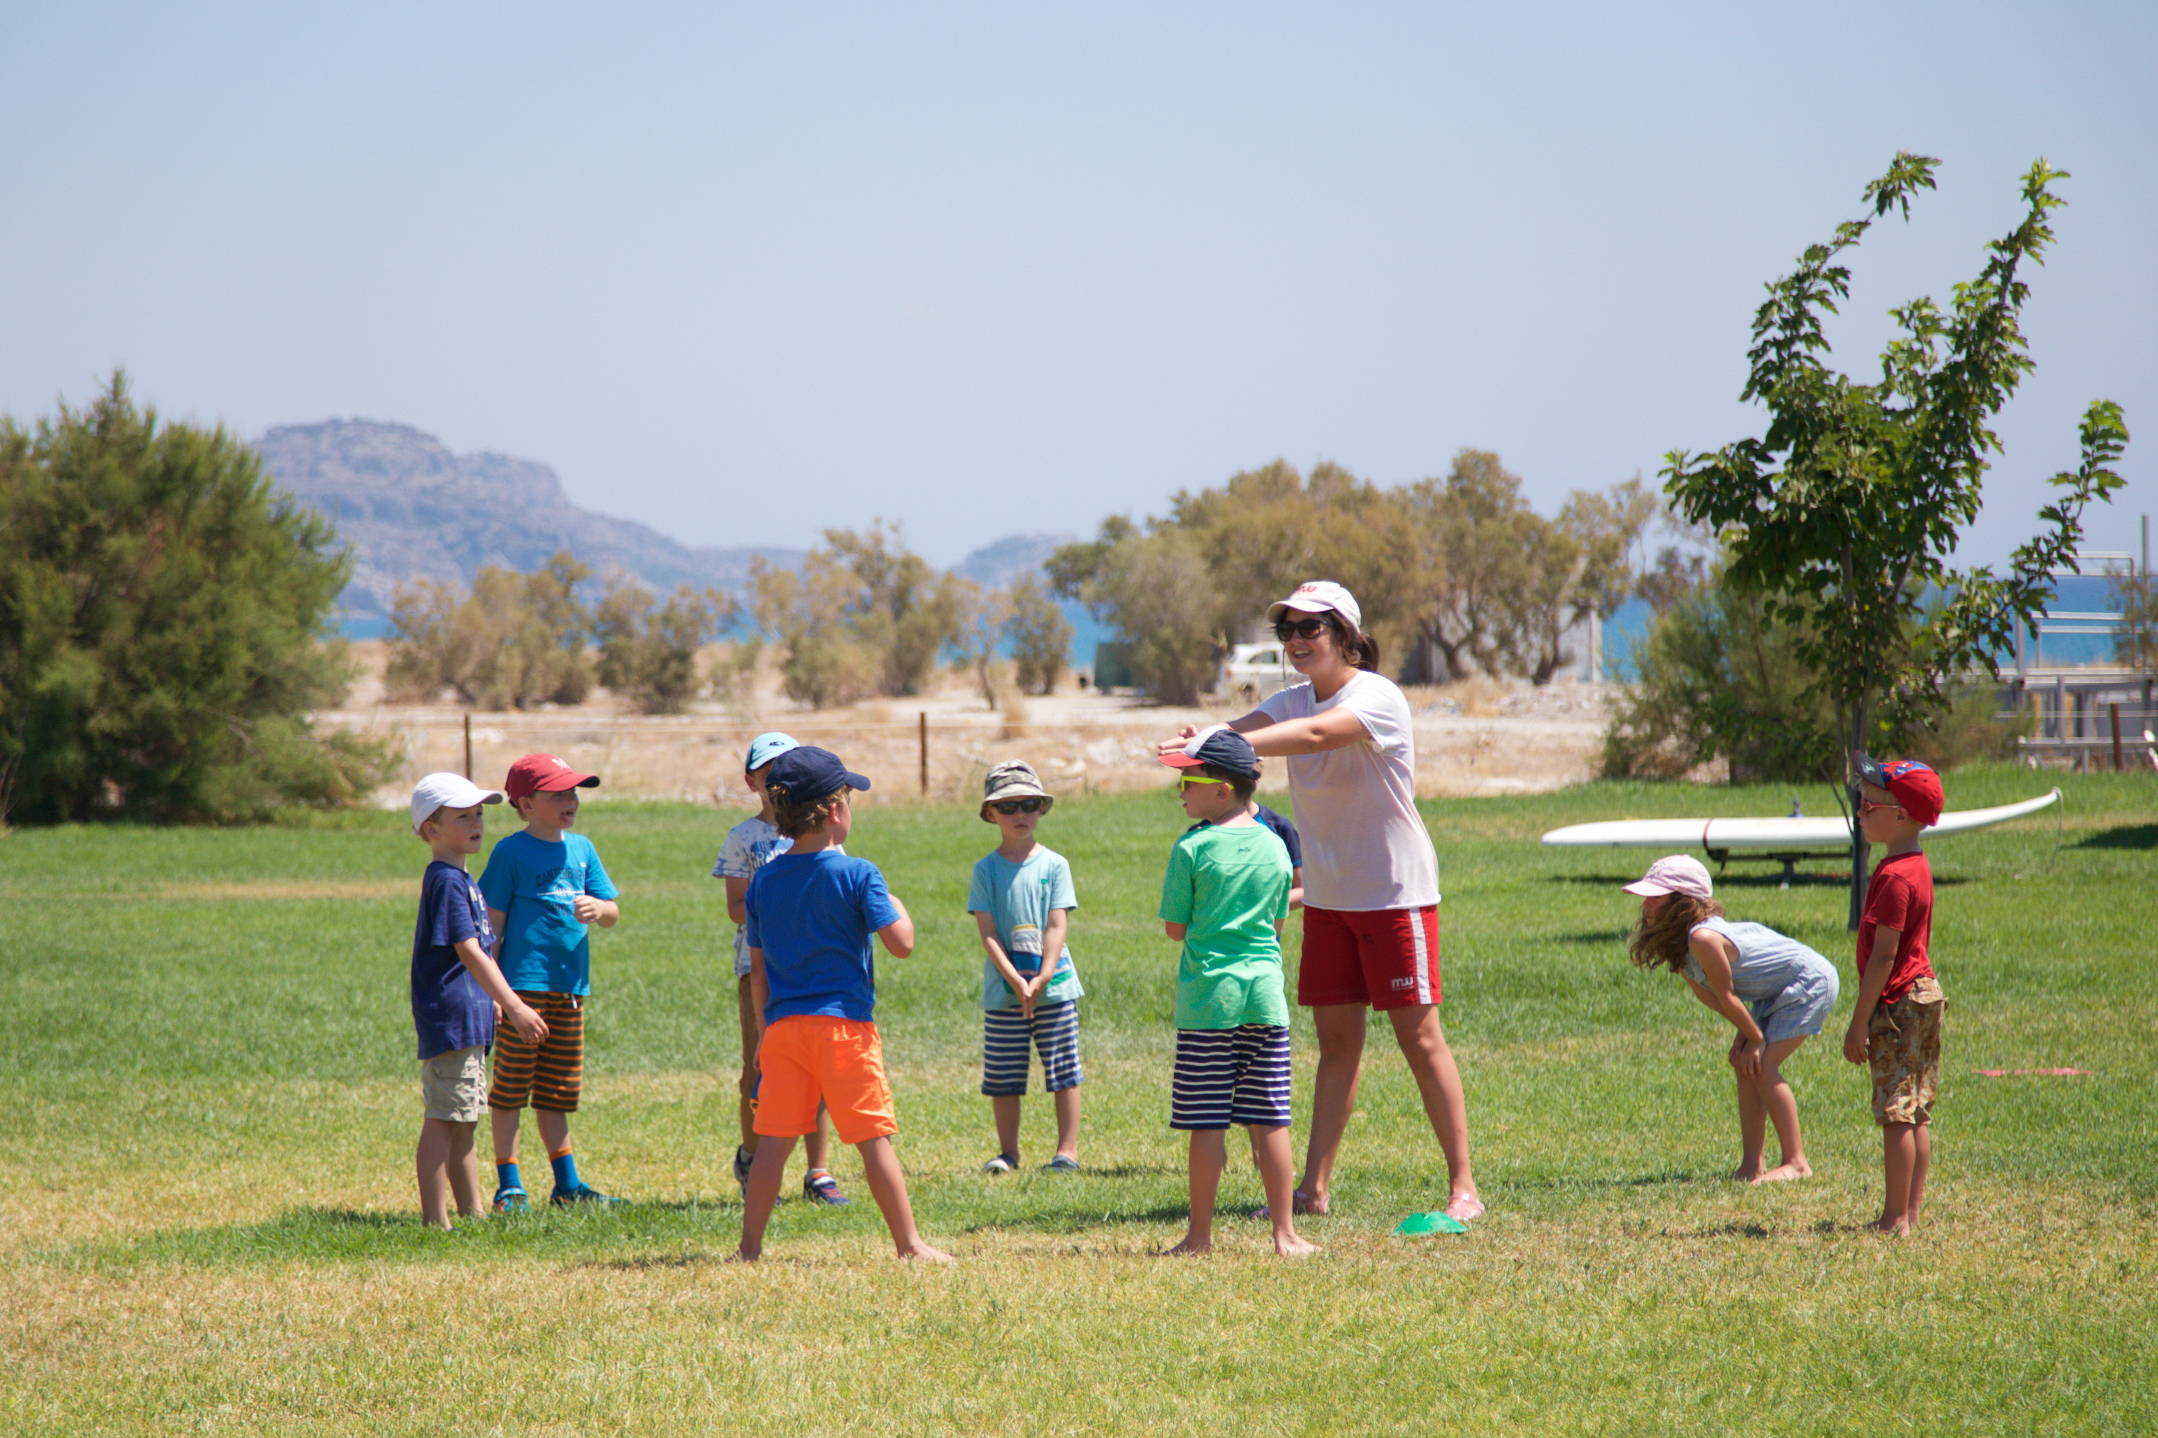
(969, 761), (1086, 1174)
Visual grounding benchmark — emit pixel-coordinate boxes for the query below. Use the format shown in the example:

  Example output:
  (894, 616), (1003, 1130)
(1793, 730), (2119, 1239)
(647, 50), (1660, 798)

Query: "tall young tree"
(1664, 154), (2127, 924)
(0, 373), (390, 823)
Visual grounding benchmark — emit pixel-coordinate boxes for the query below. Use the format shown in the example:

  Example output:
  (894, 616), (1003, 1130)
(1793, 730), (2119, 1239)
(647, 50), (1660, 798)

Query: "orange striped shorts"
(488, 991), (586, 1113)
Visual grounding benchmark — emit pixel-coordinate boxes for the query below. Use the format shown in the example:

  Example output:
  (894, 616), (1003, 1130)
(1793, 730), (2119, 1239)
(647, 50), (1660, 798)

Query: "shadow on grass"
(2072, 823), (2158, 851)
(44, 1201), (742, 1272)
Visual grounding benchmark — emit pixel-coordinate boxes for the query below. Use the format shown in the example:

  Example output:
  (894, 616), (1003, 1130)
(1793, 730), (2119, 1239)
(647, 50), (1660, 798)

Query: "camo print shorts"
(1868, 976), (1945, 1126)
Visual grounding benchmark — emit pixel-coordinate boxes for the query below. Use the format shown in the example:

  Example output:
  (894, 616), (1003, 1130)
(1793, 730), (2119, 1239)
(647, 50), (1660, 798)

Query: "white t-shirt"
(1256, 671), (1440, 911)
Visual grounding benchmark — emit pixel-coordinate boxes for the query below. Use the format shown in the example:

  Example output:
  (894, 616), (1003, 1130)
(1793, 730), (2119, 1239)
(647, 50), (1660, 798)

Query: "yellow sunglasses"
(1177, 775), (1229, 789)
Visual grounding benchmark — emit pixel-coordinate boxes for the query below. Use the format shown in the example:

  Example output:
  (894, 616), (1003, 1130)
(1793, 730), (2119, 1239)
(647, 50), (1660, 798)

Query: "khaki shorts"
(421, 1046), (489, 1123)
(1868, 977), (1945, 1127)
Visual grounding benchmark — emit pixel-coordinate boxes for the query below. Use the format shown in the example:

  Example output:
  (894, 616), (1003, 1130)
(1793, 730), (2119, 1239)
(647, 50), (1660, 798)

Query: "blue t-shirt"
(968, 845), (1084, 1011)
(411, 859), (497, 1061)
(744, 850), (900, 1025)
(1187, 803), (1303, 869)
(478, 830), (619, 996)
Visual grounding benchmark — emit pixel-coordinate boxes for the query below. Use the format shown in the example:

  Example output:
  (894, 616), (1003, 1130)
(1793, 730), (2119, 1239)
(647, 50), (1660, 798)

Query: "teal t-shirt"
(968, 846), (1084, 1011)
(1158, 823), (1291, 1030)
(478, 830), (619, 996)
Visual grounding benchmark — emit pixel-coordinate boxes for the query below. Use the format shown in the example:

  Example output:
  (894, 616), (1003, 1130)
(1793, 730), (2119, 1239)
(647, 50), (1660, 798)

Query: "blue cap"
(765, 746), (871, 805)
(1159, 725), (1260, 779)
(745, 732), (799, 773)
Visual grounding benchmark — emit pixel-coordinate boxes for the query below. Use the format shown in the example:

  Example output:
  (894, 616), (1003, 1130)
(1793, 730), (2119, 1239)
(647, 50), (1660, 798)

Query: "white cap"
(1267, 580), (1362, 630)
(1621, 854), (1714, 900)
(410, 772), (505, 834)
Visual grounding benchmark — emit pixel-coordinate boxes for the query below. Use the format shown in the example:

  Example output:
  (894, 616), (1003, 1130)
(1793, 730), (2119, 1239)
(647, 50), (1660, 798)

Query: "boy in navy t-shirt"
(408, 773), (548, 1230)
(735, 747), (951, 1263)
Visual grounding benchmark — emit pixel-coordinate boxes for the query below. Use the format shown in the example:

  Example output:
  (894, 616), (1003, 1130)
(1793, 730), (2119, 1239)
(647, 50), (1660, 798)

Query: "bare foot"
(1253, 1189), (1325, 1220)
(1752, 1161), (1812, 1183)
(1866, 1217), (1910, 1237)
(1442, 1193), (1486, 1223)
(1161, 1233), (1212, 1256)
(727, 1246), (761, 1263)
(1272, 1232), (1322, 1257)
(1729, 1165), (1764, 1183)
(898, 1242), (955, 1263)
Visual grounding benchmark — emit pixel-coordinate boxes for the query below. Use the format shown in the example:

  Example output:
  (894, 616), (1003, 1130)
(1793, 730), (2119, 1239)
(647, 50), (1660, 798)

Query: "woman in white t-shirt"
(1161, 580), (1482, 1224)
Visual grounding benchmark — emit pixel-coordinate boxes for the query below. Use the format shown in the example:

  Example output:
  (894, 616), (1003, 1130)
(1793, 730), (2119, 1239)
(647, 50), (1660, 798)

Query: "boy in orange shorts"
(734, 746), (951, 1263)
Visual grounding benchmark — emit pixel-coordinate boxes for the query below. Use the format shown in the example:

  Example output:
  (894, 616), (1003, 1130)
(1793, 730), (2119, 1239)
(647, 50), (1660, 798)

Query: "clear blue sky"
(5, 2), (2153, 571)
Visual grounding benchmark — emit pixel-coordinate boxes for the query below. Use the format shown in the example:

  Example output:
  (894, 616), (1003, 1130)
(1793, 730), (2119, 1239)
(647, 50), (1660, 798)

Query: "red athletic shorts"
(1297, 905), (1442, 1011)
(753, 1015), (897, 1145)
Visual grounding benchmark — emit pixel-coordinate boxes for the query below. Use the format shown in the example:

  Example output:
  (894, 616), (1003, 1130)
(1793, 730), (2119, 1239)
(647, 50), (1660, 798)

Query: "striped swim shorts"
(487, 991), (586, 1113)
(1170, 1024), (1292, 1131)
(981, 999), (1084, 1097)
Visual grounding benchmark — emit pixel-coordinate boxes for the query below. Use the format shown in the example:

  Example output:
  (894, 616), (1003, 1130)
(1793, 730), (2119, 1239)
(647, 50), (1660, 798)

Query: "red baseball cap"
(505, 753), (600, 803)
(1855, 754), (1943, 827)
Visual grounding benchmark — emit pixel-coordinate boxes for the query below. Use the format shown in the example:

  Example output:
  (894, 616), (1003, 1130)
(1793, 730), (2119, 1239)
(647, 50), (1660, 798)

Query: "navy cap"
(765, 746), (871, 805)
(1159, 724), (1260, 779)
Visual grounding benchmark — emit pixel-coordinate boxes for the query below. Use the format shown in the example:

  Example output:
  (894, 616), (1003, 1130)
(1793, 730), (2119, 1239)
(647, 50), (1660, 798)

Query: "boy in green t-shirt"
(1158, 729), (1318, 1258)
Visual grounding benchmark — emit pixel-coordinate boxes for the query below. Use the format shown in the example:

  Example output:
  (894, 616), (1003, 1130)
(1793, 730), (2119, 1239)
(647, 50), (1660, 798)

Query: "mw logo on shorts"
(1391, 976), (1415, 990)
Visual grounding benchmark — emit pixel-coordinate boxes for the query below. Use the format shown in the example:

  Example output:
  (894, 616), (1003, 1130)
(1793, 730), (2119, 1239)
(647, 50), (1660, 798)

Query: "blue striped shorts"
(981, 1000), (1083, 1096)
(1171, 1024), (1292, 1131)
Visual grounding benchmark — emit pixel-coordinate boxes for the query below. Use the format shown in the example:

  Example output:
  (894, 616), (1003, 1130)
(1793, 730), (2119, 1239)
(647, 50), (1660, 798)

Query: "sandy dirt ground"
(324, 644), (1617, 812)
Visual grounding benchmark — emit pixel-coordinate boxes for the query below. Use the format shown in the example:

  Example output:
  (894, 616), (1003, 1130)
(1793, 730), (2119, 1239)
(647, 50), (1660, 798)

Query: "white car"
(1218, 642), (1295, 707)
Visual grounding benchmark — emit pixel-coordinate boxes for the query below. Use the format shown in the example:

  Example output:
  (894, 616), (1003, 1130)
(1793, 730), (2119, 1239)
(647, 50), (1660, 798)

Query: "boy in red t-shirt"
(1843, 755), (1947, 1236)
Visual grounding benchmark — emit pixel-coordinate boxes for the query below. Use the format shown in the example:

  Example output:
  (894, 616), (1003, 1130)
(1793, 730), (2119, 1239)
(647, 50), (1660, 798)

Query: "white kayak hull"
(1540, 790), (2061, 850)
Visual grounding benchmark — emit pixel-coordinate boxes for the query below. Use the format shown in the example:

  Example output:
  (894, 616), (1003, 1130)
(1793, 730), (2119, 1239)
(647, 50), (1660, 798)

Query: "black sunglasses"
(1273, 617), (1332, 641)
(991, 798), (1045, 815)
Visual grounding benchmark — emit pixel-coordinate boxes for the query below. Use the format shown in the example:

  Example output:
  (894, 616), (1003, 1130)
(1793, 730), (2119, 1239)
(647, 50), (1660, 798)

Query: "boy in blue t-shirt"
(735, 746), (951, 1263)
(969, 760), (1085, 1174)
(408, 773), (548, 1230)
(479, 753), (622, 1210)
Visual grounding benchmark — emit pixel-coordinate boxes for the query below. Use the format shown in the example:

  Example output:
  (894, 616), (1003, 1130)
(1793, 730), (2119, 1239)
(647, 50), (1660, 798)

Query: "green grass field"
(3, 763), (2152, 1435)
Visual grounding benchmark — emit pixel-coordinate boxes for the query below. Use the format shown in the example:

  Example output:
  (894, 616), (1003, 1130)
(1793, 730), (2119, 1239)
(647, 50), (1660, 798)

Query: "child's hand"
(572, 894), (602, 924)
(1024, 971), (1055, 1017)
(1842, 1021), (1868, 1065)
(507, 1001), (550, 1044)
(1730, 1036), (1763, 1076)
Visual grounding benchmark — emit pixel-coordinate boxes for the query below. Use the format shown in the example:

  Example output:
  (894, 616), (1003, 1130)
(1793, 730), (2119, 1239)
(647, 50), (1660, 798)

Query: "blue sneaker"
(550, 1182), (625, 1207)
(492, 1186), (530, 1214)
(803, 1169), (851, 1206)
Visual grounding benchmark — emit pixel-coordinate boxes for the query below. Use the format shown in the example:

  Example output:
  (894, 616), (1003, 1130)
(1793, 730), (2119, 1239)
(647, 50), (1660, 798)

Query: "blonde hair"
(1628, 893), (1725, 973)
(772, 789), (847, 838)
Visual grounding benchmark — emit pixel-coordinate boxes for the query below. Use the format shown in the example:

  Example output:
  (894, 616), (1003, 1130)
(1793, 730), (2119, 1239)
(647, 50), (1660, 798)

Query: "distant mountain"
(254, 419), (803, 626)
(949, 532), (1078, 590)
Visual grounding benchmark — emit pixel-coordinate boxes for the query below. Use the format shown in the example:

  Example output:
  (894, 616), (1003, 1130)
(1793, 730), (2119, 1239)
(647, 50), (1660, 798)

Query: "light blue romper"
(1682, 918), (1840, 1042)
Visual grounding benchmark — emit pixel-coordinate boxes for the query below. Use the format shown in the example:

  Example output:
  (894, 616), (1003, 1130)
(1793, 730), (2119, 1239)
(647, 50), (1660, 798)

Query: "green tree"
(949, 576), (1009, 709)
(1511, 477), (1658, 685)
(750, 551), (875, 710)
(594, 573), (736, 715)
(1601, 565), (1838, 782)
(1004, 574), (1072, 695)
(385, 551), (594, 710)
(1665, 153), (2127, 923)
(1398, 450), (1539, 682)
(1049, 520), (1218, 704)
(0, 374), (393, 824)
(823, 522), (968, 698)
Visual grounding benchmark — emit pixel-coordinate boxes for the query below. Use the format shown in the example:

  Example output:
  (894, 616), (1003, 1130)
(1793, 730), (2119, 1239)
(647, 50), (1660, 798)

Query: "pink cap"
(1622, 854), (1714, 900)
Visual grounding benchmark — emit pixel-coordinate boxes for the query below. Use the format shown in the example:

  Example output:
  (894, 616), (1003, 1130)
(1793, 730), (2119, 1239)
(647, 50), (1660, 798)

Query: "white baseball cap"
(1621, 854), (1714, 900)
(1267, 580), (1362, 630)
(410, 772), (505, 834)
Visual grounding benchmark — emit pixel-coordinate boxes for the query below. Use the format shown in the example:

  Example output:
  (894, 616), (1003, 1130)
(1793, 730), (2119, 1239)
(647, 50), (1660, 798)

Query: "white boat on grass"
(1541, 789), (2062, 854)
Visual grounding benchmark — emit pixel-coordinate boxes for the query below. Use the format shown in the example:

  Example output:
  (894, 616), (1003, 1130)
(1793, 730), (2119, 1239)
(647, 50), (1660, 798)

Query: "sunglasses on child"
(991, 798), (1045, 815)
(1272, 617), (1333, 641)
(1177, 775), (1229, 790)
